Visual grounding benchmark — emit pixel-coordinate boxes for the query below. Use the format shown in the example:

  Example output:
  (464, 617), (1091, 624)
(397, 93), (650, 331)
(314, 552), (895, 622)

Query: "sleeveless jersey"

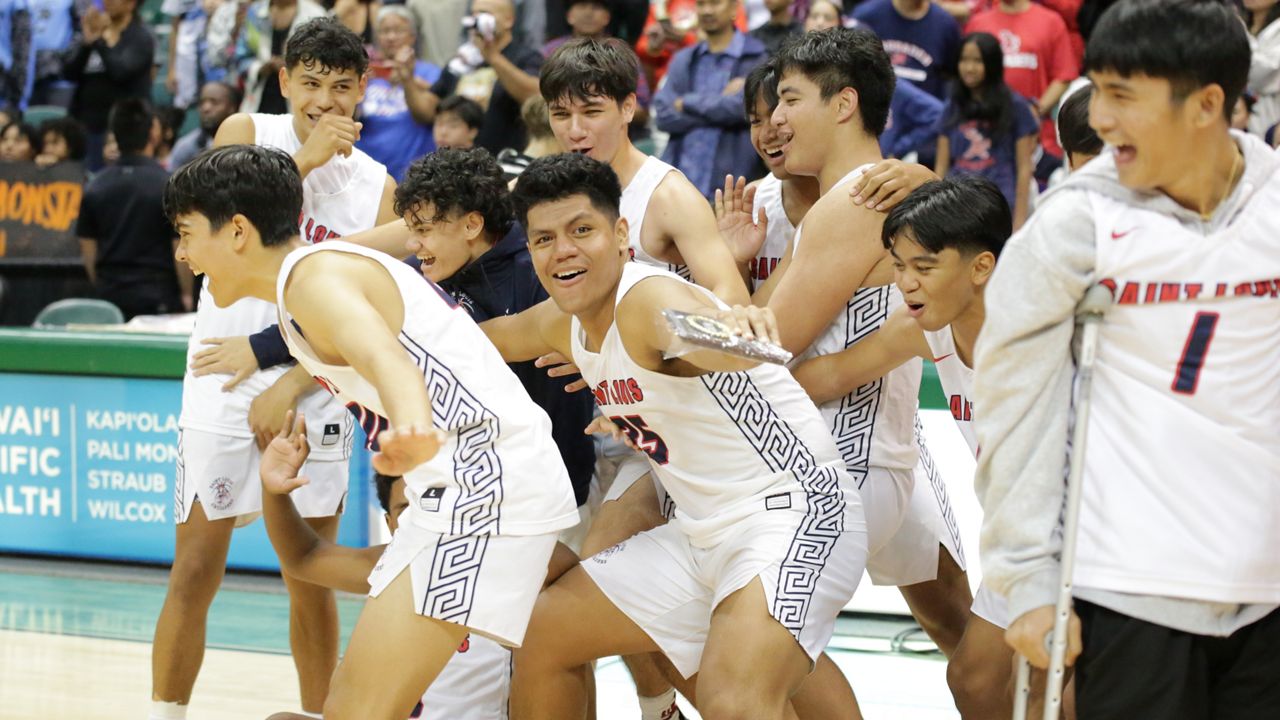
(276, 241), (579, 537)
(1073, 159), (1280, 603)
(749, 173), (794, 293)
(923, 327), (977, 455)
(620, 155), (691, 279)
(791, 165), (921, 478)
(178, 114), (387, 459)
(569, 263), (862, 548)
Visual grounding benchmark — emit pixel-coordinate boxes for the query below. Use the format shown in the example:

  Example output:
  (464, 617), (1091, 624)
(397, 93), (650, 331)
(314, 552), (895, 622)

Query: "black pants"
(1075, 600), (1280, 720)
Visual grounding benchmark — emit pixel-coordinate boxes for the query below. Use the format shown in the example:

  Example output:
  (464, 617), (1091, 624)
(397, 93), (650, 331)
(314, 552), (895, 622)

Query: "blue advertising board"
(0, 373), (370, 571)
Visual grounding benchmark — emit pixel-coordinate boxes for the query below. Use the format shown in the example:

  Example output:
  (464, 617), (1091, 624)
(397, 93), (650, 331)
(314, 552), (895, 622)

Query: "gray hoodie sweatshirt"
(972, 131), (1280, 636)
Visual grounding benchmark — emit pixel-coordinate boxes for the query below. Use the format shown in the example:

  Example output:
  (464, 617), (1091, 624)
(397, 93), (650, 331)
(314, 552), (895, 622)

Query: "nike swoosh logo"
(932, 353), (954, 363)
(1111, 229), (1133, 240)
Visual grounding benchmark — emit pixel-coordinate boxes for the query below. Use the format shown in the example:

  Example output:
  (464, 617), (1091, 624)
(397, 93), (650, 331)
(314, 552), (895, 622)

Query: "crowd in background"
(0, 0), (1277, 318)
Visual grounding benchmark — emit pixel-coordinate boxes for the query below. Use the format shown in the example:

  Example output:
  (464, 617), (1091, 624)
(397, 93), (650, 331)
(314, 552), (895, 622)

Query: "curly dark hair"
(510, 152), (621, 227)
(394, 148), (514, 237)
(285, 17), (369, 76)
(39, 117), (87, 161)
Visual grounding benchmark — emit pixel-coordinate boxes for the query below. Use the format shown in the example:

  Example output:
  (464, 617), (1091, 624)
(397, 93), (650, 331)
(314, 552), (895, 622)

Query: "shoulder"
(414, 60), (441, 82)
(802, 182), (882, 245)
(214, 113), (257, 145)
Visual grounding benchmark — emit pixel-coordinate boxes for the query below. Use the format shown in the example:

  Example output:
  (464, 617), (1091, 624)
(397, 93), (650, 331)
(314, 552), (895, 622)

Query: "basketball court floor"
(0, 555), (961, 719)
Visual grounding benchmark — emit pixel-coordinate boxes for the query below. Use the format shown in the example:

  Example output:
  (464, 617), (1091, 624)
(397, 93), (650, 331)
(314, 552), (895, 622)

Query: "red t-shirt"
(966, 3), (1078, 157)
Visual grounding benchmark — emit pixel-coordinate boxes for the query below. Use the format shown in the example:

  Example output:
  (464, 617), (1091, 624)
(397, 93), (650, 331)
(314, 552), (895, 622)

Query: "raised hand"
(260, 410), (311, 495)
(715, 175), (768, 265)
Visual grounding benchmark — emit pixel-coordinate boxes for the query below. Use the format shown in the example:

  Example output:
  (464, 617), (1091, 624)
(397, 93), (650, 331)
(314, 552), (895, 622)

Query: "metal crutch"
(1011, 284), (1114, 720)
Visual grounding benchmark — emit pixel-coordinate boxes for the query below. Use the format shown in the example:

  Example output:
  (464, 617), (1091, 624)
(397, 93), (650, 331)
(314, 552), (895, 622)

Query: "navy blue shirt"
(940, 92), (1039, 208)
(881, 78), (944, 159)
(852, 0), (961, 100)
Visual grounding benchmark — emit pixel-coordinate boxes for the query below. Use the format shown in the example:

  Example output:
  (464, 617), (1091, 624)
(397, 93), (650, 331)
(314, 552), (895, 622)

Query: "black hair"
(164, 145), (303, 247)
(394, 147), (515, 238)
(1085, 0), (1250, 121)
(773, 27), (895, 137)
(203, 80), (244, 111)
(945, 32), (1015, 138)
(540, 37), (639, 106)
(437, 95), (485, 130)
(1, 121), (40, 156)
(39, 117), (87, 161)
(743, 59), (779, 117)
(374, 473), (398, 513)
(108, 98), (154, 155)
(284, 17), (370, 76)
(882, 176), (1010, 259)
(511, 152), (622, 227)
(156, 105), (187, 146)
(1057, 85), (1103, 160)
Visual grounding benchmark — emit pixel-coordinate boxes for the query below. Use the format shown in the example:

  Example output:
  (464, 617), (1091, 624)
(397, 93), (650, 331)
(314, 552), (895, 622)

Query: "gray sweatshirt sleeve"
(972, 188), (1097, 623)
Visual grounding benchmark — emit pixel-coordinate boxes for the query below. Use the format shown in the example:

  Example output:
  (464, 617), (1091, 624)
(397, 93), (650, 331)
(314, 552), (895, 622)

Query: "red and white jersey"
(569, 263), (862, 547)
(620, 155), (690, 279)
(178, 113), (386, 459)
(748, 173), (794, 293)
(1076, 150), (1280, 604)
(791, 164), (921, 478)
(923, 327), (977, 456)
(277, 241), (579, 537)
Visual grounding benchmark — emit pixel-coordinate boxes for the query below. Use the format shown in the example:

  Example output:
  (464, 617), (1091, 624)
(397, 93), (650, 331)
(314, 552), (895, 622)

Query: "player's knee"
(164, 554), (225, 608)
(698, 687), (778, 720)
(946, 648), (1007, 714)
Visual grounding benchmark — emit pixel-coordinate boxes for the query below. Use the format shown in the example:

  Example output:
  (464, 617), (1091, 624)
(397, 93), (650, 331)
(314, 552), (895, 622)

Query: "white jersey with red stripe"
(178, 113), (386, 458)
(1073, 155), (1280, 603)
(569, 262), (863, 548)
(276, 241), (579, 537)
(748, 173), (794, 293)
(922, 327), (977, 456)
(620, 155), (691, 279)
(790, 164), (921, 479)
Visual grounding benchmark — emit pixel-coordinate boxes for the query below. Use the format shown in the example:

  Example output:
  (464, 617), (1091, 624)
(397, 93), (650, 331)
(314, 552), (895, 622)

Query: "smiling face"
(1088, 70), (1206, 193)
(773, 69), (843, 177)
(890, 230), (990, 332)
(173, 213), (247, 307)
(749, 94), (789, 179)
(403, 201), (490, 282)
(547, 93), (635, 164)
(524, 194), (630, 317)
(280, 62), (368, 142)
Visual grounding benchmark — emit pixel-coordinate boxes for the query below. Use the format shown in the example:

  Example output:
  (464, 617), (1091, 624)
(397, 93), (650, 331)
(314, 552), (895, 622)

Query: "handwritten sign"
(0, 162), (85, 259)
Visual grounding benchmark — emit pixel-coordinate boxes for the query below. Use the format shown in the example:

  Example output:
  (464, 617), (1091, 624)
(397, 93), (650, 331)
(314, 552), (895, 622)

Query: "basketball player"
(477, 152), (866, 720)
(256, 470), (529, 720)
(165, 144), (579, 720)
(759, 27), (972, 657)
(149, 19), (398, 720)
(976, 1), (1280, 717)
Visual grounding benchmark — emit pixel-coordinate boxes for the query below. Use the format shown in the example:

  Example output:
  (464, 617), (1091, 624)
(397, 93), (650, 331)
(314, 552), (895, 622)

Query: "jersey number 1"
(610, 415), (670, 465)
(1172, 312), (1218, 395)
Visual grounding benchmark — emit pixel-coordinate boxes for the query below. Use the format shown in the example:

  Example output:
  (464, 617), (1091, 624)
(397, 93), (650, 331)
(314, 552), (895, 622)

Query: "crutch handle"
(1077, 284), (1114, 320)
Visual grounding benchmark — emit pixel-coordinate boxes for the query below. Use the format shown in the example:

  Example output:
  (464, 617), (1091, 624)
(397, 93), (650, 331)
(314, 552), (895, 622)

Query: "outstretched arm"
(479, 298), (573, 362)
(790, 306), (929, 404)
(653, 176), (750, 305)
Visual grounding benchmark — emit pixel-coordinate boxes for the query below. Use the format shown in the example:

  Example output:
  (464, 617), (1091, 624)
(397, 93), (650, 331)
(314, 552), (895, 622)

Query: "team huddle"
(148, 1), (1280, 719)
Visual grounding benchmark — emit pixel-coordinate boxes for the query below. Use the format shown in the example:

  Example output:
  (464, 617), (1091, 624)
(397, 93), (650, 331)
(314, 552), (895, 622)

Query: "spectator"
(220, 0), (326, 113)
(1, 0), (35, 114)
(0, 119), (37, 161)
(966, 0), (1077, 179)
(65, 0), (155, 171)
(1243, 0), (1280, 137)
(163, 0), (207, 109)
(1054, 82), (1100, 171)
(153, 104), (186, 169)
(750, 0), (802, 55)
(426, 0), (544, 154)
(935, 31), (1037, 228)
(1232, 94), (1254, 132)
(541, 0), (652, 130)
(332, 0), (376, 44)
(404, 0), (467, 67)
(169, 81), (242, 169)
(804, 0), (843, 30)
(76, 99), (191, 319)
(30, 0), (75, 105)
(498, 94), (558, 179)
(358, 5), (441, 180)
(635, 0), (746, 86)
(936, 0), (990, 25)
(881, 77), (943, 160)
(852, 0), (961, 100)
(654, 0), (767, 199)
(433, 94), (482, 148)
(35, 115), (87, 166)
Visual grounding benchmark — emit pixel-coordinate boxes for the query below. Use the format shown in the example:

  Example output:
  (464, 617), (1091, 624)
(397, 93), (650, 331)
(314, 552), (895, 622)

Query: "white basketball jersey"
(417, 634), (510, 719)
(1074, 157), (1280, 603)
(276, 241), (579, 537)
(791, 165), (921, 479)
(569, 263), (862, 547)
(749, 173), (794, 293)
(178, 113), (386, 459)
(922, 327), (977, 456)
(620, 155), (691, 279)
